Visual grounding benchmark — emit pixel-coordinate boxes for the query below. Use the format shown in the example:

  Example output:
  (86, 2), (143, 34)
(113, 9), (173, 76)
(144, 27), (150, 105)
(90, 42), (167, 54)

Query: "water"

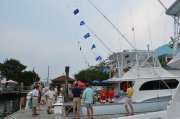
(0, 95), (21, 119)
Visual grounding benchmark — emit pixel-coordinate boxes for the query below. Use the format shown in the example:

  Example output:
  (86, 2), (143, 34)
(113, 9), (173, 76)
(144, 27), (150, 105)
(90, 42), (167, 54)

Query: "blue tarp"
(92, 80), (100, 84)
(101, 80), (107, 83)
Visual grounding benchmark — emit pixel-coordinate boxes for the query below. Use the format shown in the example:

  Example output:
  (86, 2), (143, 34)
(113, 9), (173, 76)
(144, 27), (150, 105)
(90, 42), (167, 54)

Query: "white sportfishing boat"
(79, 0), (180, 115)
(80, 50), (180, 116)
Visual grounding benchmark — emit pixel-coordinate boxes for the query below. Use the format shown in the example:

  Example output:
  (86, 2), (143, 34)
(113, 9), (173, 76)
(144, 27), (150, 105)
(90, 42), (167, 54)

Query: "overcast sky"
(0, 0), (176, 81)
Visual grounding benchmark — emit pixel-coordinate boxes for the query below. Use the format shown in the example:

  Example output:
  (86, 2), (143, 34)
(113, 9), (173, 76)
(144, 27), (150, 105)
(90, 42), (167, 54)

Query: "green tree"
(0, 58), (26, 83)
(74, 61), (109, 84)
(21, 71), (40, 86)
(0, 58), (40, 86)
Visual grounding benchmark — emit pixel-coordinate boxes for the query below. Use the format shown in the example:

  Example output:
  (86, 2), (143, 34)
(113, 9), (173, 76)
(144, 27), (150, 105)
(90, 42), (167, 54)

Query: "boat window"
(139, 79), (179, 90)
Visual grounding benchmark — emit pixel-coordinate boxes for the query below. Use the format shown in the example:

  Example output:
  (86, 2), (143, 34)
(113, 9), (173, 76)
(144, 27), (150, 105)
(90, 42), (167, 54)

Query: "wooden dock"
(4, 105), (55, 119)
(3, 102), (128, 119)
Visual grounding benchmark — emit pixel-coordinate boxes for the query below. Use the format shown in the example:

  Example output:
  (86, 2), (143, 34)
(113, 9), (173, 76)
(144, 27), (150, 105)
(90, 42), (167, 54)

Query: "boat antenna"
(87, 0), (136, 50)
(47, 65), (49, 85)
(117, 16), (122, 52)
(130, 9), (136, 49)
(32, 67), (35, 83)
(146, 10), (153, 50)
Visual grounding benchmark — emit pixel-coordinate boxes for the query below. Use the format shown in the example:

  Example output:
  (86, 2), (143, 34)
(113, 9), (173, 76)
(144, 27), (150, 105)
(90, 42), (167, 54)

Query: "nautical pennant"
(101, 67), (108, 73)
(91, 44), (96, 50)
(74, 9), (79, 15)
(80, 21), (85, 26)
(84, 33), (90, 39)
(96, 56), (102, 61)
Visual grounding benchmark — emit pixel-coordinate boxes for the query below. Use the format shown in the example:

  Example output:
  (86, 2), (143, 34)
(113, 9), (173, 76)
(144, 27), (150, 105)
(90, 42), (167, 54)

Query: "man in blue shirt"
(82, 83), (94, 119)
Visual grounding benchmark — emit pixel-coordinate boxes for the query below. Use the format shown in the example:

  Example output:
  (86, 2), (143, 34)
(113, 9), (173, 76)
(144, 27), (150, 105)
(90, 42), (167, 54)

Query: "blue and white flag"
(80, 21), (85, 26)
(84, 33), (90, 39)
(96, 56), (102, 61)
(74, 9), (79, 15)
(101, 67), (108, 73)
(91, 44), (96, 50)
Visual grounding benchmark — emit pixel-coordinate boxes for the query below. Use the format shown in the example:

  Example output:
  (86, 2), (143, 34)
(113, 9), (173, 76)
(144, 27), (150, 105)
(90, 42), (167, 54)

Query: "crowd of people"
(31, 83), (57, 117)
(30, 81), (134, 118)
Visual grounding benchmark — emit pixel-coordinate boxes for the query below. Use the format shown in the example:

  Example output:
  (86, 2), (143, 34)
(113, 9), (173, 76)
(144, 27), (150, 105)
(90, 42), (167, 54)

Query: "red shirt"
(100, 90), (107, 100)
(108, 89), (114, 99)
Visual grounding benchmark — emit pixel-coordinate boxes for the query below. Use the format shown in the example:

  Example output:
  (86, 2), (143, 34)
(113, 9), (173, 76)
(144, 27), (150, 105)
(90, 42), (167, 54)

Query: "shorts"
(32, 98), (38, 107)
(124, 97), (132, 106)
(41, 96), (46, 101)
(47, 98), (53, 107)
(84, 103), (93, 108)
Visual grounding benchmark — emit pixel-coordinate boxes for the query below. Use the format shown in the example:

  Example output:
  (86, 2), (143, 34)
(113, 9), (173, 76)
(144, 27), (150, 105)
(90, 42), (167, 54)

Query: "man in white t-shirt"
(32, 85), (39, 117)
(45, 86), (55, 114)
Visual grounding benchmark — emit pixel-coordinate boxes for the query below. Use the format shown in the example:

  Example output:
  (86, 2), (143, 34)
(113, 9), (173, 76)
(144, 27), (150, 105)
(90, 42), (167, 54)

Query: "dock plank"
(4, 105), (55, 119)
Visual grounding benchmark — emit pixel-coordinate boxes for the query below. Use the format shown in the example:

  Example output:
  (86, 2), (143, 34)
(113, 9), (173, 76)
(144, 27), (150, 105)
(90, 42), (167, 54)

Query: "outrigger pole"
(156, 0), (167, 10)
(87, 0), (136, 50)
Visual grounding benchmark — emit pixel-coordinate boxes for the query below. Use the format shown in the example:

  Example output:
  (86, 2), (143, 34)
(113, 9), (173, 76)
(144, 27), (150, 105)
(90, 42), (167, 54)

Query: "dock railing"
(0, 86), (32, 94)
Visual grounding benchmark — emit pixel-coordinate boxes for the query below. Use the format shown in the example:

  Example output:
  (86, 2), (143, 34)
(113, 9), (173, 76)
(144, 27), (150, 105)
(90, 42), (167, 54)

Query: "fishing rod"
(87, 0), (136, 50)
(130, 9), (136, 49)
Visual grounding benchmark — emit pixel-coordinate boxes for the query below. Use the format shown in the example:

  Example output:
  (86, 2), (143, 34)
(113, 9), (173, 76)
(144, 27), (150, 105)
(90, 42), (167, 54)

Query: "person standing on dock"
(82, 83), (94, 119)
(32, 85), (39, 117)
(41, 85), (46, 105)
(124, 82), (134, 116)
(45, 86), (55, 114)
(37, 83), (42, 111)
(72, 82), (82, 118)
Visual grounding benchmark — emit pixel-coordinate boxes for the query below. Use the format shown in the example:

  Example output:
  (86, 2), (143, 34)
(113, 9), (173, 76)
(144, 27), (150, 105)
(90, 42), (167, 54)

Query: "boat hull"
(80, 100), (169, 115)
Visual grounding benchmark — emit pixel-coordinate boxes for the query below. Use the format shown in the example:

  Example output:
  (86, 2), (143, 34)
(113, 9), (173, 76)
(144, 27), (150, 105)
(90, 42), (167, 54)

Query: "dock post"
(65, 66), (69, 102)
(53, 96), (64, 119)
(19, 97), (25, 111)
(25, 92), (32, 109)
